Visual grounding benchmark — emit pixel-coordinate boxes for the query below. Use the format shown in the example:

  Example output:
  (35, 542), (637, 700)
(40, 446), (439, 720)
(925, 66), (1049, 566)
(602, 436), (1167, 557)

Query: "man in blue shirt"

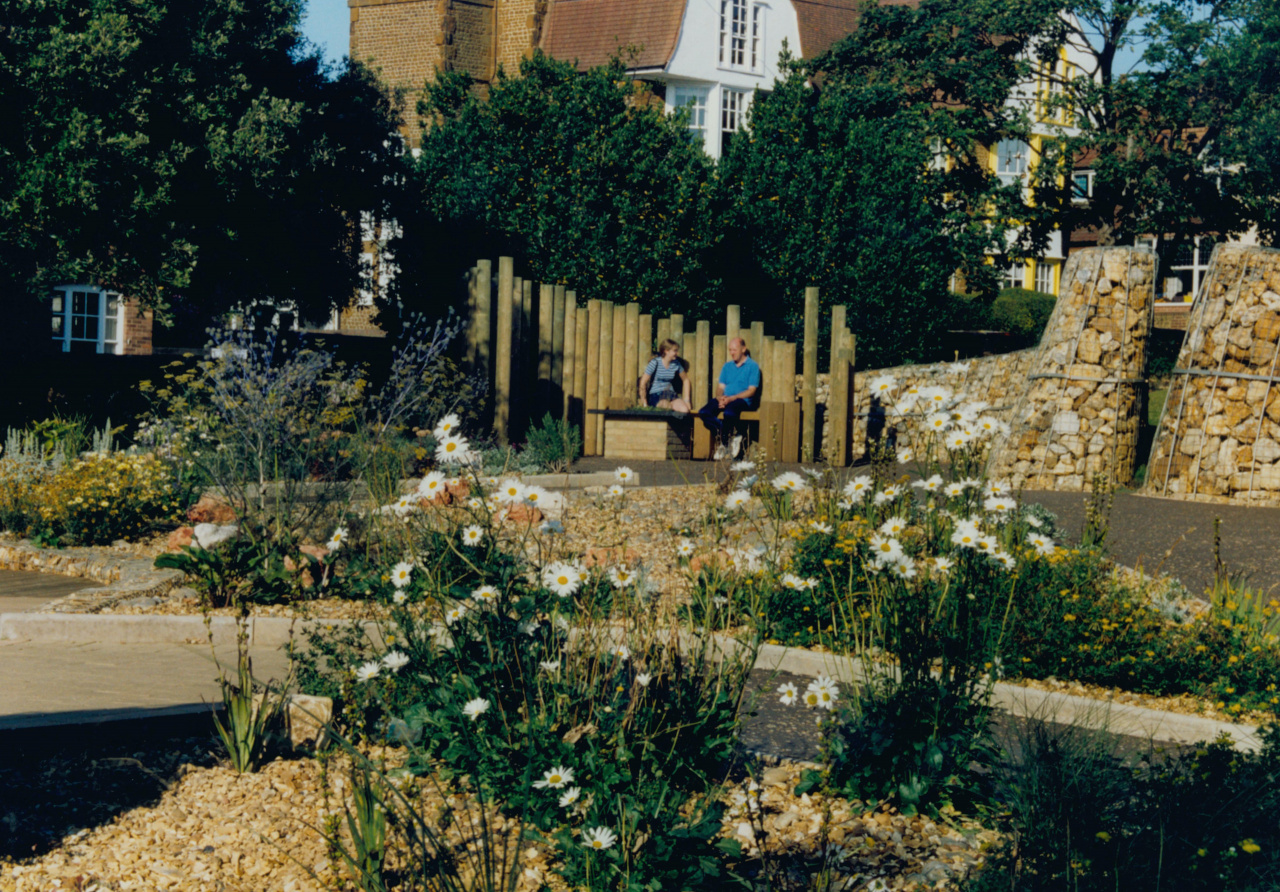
(698, 337), (761, 459)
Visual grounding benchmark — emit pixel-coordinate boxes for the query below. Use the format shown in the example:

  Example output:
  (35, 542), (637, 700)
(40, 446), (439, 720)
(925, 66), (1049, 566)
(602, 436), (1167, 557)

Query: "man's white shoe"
(729, 435), (744, 458)
(713, 445), (727, 461)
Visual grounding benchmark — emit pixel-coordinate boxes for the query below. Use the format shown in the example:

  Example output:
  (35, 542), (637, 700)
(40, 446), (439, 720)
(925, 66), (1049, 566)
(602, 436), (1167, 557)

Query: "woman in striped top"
(639, 338), (691, 413)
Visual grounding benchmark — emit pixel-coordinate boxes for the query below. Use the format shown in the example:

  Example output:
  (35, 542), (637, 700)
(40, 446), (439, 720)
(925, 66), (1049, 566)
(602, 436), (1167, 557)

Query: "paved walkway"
(0, 569), (101, 615)
(573, 458), (1280, 597)
(0, 639), (294, 731)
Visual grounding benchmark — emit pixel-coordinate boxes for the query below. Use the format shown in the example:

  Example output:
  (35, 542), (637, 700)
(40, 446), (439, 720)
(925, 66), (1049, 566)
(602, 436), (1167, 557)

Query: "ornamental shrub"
(0, 451), (194, 545)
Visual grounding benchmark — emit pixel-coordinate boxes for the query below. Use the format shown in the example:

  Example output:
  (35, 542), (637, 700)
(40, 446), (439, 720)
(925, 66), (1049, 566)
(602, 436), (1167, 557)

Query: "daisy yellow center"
(591, 841), (604, 849)
(557, 575), (569, 585)
(445, 442), (457, 452)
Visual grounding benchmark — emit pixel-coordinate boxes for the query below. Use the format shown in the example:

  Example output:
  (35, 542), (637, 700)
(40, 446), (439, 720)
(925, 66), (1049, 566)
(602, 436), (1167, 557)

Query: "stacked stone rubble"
(987, 247), (1155, 491)
(1143, 245), (1280, 504)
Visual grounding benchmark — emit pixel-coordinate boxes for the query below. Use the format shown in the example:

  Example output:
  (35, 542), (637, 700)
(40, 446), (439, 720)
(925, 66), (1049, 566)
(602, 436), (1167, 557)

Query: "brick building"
(48, 285), (154, 355)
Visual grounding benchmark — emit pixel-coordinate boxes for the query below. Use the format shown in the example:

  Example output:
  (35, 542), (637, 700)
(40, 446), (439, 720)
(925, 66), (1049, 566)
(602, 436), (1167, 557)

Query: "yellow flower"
(1063, 614), (1076, 622)
(1241, 839), (1261, 855)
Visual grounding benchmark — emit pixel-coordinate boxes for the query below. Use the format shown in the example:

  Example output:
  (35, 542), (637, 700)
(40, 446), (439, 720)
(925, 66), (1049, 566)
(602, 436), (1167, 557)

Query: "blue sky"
(301, 0), (350, 66)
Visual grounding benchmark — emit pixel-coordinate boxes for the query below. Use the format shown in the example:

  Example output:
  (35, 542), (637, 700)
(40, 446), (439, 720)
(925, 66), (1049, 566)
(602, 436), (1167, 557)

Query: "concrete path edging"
(0, 612), (384, 648)
(0, 613), (1262, 751)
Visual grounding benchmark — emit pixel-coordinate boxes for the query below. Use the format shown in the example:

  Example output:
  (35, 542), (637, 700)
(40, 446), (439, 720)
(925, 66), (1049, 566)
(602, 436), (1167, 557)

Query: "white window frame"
(671, 88), (709, 144)
(1003, 262), (1026, 290)
(50, 285), (124, 354)
(1034, 261), (1056, 295)
(720, 88), (750, 153)
(720, 0), (764, 73)
(1168, 235), (1218, 302)
(996, 139), (1030, 184)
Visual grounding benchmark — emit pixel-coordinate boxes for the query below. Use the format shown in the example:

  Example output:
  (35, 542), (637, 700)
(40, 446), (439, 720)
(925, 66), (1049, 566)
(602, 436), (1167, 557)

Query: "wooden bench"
(690, 401), (800, 462)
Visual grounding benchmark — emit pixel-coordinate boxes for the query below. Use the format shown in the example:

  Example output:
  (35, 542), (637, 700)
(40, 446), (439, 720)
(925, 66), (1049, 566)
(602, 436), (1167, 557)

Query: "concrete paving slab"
(0, 612), (385, 646)
(0, 640), (294, 731)
(0, 569), (103, 614)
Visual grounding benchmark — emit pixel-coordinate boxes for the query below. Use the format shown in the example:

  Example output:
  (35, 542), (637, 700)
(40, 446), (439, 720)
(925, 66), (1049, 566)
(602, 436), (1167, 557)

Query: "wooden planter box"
(594, 409), (694, 461)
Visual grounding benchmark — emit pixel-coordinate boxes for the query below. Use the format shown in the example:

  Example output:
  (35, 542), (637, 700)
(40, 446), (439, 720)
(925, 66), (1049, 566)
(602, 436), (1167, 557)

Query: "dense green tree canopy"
(0, 0), (402, 335)
(1030, 0), (1280, 252)
(720, 0), (1062, 367)
(406, 52), (721, 319)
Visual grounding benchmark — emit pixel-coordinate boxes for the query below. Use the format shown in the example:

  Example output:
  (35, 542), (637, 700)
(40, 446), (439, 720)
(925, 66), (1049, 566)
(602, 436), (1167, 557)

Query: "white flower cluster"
(864, 378), (1011, 452)
(542, 561), (586, 597)
(777, 675), (839, 711)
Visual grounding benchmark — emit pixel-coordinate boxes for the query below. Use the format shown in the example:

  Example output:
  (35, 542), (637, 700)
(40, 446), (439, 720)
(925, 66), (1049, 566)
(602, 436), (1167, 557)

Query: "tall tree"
(404, 52), (721, 319)
(720, 0), (1062, 367)
(0, 0), (403, 342)
(1029, 0), (1280, 252)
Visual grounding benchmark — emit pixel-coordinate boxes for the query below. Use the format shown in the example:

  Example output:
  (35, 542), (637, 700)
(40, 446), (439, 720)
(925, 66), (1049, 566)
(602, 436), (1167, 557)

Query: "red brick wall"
(121, 298), (153, 356)
(338, 305), (388, 336)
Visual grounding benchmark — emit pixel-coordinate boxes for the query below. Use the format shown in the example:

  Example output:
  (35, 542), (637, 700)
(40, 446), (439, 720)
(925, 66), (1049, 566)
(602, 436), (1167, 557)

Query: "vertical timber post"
(624, 303), (640, 404)
(725, 305), (741, 362)
(562, 296), (577, 422)
(802, 286), (819, 463)
(574, 303), (588, 434)
(551, 285), (567, 417)
(494, 256), (514, 446)
(538, 284), (554, 418)
(695, 321), (711, 407)
(597, 302), (615, 453)
(585, 300), (602, 456)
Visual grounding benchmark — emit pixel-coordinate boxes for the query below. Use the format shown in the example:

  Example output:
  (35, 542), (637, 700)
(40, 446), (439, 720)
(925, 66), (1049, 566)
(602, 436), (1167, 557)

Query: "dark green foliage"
(989, 288), (1057, 344)
(522, 413), (582, 472)
(719, 0), (1063, 367)
(1028, 0), (1280, 254)
(0, 0), (403, 344)
(815, 681), (993, 815)
(407, 52), (720, 320)
(968, 721), (1280, 891)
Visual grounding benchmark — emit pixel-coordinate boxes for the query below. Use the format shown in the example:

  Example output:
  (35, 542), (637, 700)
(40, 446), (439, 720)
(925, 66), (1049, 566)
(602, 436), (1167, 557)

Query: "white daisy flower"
(461, 698), (489, 721)
(843, 475), (874, 500)
(869, 375), (897, 397)
(609, 566), (637, 589)
(471, 584), (498, 603)
(582, 826), (617, 851)
(355, 661), (381, 682)
(539, 519), (565, 535)
(944, 482), (966, 498)
(810, 521), (833, 534)
(539, 660), (561, 672)
(635, 672), (652, 687)
(533, 765), (575, 789)
(731, 460), (756, 472)
(392, 590), (408, 605)
(497, 479), (527, 504)
(559, 787), (581, 808)
(868, 534), (904, 562)
(879, 516), (908, 536)
(984, 496), (1017, 515)
(523, 485), (550, 506)
(724, 489), (752, 511)
(382, 651), (410, 672)
(912, 474), (944, 492)
(461, 525), (485, 546)
(445, 604), (468, 624)
(778, 683), (798, 706)
(804, 675), (839, 710)
(435, 434), (471, 464)
(606, 483), (625, 498)
(391, 561), (414, 588)
(888, 556), (918, 579)
(897, 447), (914, 464)
(1025, 513), (1044, 529)
(931, 555), (954, 573)
(992, 550), (1016, 570)
(612, 644), (631, 662)
(772, 471), (807, 492)
(947, 430), (975, 451)
(432, 413), (461, 439)
(974, 536), (997, 554)
(416, 471), (447, 498)
(951, 520), (982, 549)
(614, 466), (635, 483)
(326, 526), (348, 552)
(803, 467), (825, 480)
(542, 562), (582, 597)
(1027, 532), (1055, 555)
(676, 539), (695, 557)
(986, 479), (1011, 497)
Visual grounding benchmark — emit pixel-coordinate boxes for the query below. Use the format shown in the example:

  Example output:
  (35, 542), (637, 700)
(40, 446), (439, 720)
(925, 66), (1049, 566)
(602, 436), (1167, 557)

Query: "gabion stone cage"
(1144, 244), (1280, 505)
(987, 247), (1156, 491)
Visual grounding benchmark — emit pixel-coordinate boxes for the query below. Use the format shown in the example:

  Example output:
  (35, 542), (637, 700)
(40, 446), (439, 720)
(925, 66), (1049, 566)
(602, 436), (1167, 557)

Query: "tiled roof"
(540, 0), (688, 71)
(791, 0), (919, 59)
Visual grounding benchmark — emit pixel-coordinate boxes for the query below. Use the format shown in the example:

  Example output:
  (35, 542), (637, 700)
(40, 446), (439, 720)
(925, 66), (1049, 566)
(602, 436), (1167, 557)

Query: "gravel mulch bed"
(1, 733), (999, 892)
